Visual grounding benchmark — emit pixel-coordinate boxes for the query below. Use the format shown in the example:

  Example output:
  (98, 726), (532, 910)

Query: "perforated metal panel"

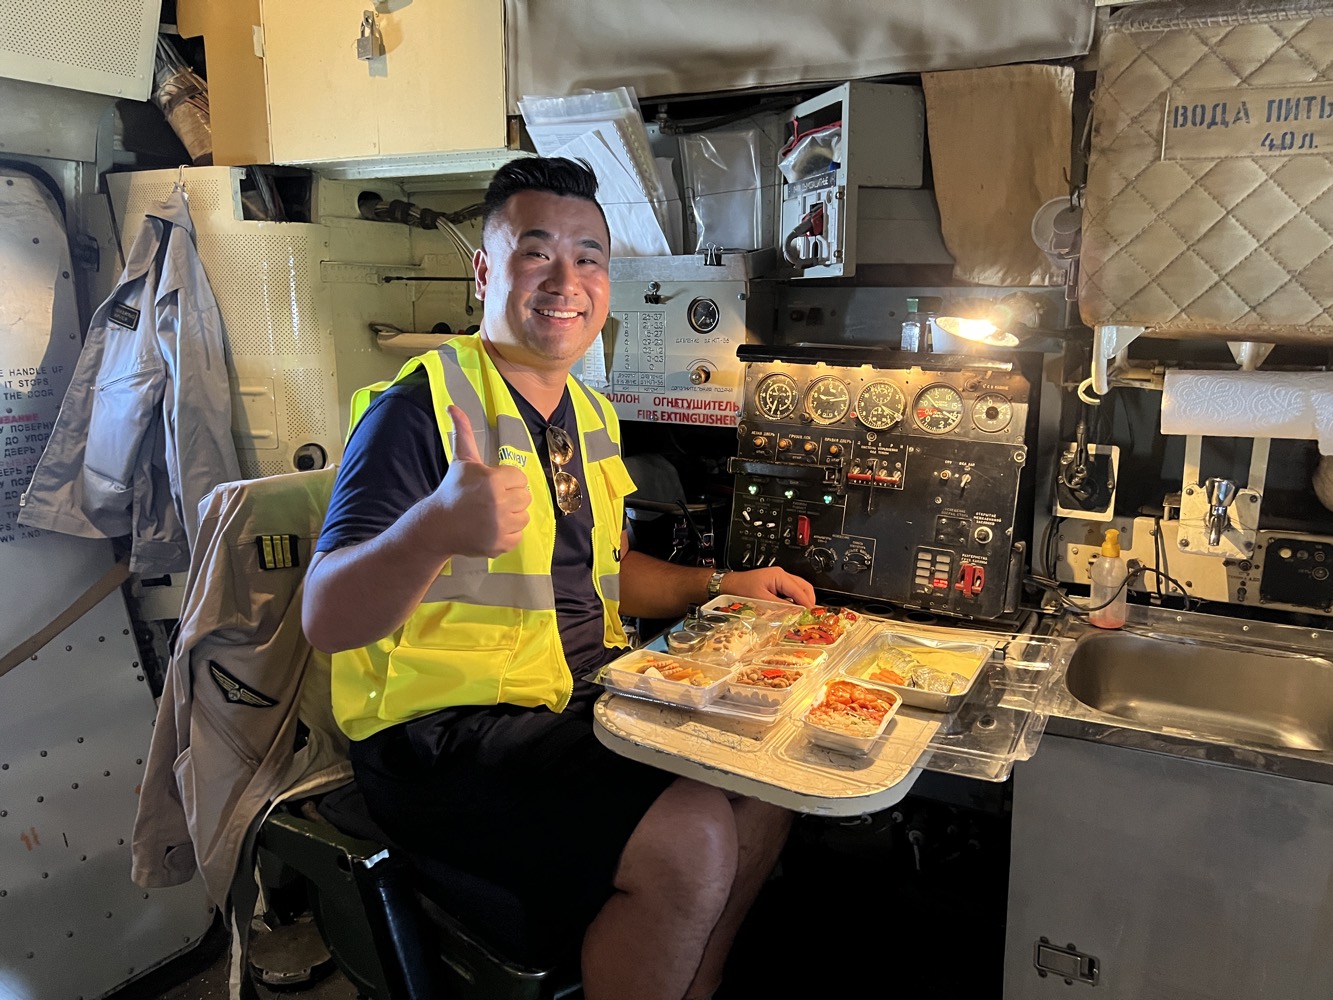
(195, 233), (325, 356)
(1, 173), (213, 1000)
(282, 368), (331, 439)
(0, 594), (216, 1000)
(0, 0), (162, 100)
(106, 167), (344, 480)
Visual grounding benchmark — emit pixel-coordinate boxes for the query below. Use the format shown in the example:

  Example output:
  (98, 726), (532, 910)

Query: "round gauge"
(687, 297), (721, 334)
(913, 384), (965, 434)
(972, 392), (1014, 433)
(856, 381), (906, 430)
(754, 373), (799, 420)
(804, 376), (851, 424)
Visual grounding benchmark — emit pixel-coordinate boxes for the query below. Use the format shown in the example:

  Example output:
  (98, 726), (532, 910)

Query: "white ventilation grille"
(120, 179), (227, 224)
(245, 456), (295, 479)
(283, 368), (330, 438)
(195, 233), (324, 357)
(0, 0), (161, 99)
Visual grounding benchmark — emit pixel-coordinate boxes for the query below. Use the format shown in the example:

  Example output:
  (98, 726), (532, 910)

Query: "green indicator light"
(748, 484), (759, 495)
(823, 494), (834, 504)
(783, 489), (795, 499)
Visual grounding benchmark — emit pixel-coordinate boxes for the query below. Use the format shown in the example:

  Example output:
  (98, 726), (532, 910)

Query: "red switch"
(954, 563), (985, 598)
(796, 514), (811, 547)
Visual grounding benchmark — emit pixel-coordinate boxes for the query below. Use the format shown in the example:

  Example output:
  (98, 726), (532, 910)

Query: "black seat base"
(256, 796), (577, 1000)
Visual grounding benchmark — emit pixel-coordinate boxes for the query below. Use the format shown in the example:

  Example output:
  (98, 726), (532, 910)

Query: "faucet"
(1204, 477), (1239, 546)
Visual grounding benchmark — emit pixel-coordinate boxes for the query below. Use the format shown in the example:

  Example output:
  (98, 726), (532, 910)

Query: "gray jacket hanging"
(19, 187), (240, 574)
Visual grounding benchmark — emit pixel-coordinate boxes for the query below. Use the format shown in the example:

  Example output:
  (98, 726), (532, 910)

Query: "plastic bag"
(778, 125), (842, 184)
(680, 129), (765, 252)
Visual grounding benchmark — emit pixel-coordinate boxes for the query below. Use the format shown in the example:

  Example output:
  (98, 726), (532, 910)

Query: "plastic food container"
(800, 679), (901, 755)
(744, 647), (827, 672)
(780, 607), (860, 649)
(600, 649), (732, 709)
(701, 595), (805, 624)
(843, 630), (992, 712)
(683, 617), (760, 665)
(724, 663), (809, 710)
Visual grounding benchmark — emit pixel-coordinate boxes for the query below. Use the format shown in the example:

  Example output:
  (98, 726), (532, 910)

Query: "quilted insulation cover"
(1080, 1), (1333, 341)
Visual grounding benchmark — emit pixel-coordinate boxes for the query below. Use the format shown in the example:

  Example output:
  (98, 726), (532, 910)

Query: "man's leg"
(684, 797), (792, 1000)
(581, 777), (738, 1000)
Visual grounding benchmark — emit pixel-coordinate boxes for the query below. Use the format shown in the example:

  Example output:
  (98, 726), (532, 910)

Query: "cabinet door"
(260, 0), (506, 164)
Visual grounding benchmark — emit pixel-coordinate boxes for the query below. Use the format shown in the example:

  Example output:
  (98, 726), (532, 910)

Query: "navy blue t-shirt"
(316, 367), (617, 675)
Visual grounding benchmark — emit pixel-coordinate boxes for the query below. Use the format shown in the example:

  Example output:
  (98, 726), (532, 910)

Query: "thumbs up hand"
(432, 405), (531, 558)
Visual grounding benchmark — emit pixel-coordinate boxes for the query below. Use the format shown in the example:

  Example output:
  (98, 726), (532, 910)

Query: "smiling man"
(302, 157), (815, 1000)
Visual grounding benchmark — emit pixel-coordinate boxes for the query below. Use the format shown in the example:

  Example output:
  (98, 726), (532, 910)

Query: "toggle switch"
(954, 563), (985, 598)
(796, 514), (812, 547)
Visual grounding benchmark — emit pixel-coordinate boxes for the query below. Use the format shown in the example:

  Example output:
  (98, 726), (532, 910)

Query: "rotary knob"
(807, 546), (837, 572)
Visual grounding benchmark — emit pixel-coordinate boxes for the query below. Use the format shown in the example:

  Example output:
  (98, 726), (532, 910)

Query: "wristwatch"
(706, 570), (727, 599)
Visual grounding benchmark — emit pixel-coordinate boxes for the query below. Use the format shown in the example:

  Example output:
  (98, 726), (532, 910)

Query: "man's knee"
(615, 780), (738, 912)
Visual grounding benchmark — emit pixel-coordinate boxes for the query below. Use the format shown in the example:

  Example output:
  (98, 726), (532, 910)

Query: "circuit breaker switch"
(954, 563), (985, 598)
(796, 515), (812, 547)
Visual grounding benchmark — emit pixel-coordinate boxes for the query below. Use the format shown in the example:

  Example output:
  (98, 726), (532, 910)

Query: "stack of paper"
(519, 88), (679, 257)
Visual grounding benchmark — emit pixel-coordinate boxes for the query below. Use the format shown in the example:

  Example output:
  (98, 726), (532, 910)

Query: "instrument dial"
(856, 381), (906, 430)
(754, 373), (799, 420)
(804, 376), (851, 424)
(687, 297), (721, 334)
(972, 392), (1014, 433)
(913, 384), (965, 434)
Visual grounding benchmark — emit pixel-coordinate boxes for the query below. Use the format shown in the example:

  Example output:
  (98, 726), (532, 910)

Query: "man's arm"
(302, 406), (530, 653)
(617, 531), (816, 619)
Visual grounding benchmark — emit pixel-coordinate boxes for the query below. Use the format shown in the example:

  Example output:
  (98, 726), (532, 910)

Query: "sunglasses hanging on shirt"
(545, 425), (583, 515)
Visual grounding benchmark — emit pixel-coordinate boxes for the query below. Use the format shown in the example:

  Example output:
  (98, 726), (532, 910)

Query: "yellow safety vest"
(331, 334), (635, 740)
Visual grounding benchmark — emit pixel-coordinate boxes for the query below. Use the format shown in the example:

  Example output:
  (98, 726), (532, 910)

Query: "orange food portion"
(638, 657), (710, 686)
(823, 680), (896, 719)
(807, 680), (898, 735)
(868, 667), (908, 686)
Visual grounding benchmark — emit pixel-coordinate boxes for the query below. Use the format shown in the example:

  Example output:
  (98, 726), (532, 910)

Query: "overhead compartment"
(508, 0), (1096, 106)
(182, 0), (1096, 179)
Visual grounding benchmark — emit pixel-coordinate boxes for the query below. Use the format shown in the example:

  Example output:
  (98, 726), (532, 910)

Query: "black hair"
(481, 156), (608, 236)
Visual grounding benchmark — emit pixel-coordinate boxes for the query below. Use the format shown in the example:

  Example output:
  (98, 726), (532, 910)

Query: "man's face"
(474, 190), (611, 374)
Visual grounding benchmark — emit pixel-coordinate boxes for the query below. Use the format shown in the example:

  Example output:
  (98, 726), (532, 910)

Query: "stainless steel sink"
(1063, 627), (1333, 753)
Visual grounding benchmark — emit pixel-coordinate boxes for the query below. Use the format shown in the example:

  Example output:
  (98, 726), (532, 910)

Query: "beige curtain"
(508, 1), (1095, 105)
(923, 65), (1074, 286)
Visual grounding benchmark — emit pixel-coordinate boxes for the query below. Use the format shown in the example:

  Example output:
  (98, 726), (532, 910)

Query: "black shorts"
(349, 680), (676, 949)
